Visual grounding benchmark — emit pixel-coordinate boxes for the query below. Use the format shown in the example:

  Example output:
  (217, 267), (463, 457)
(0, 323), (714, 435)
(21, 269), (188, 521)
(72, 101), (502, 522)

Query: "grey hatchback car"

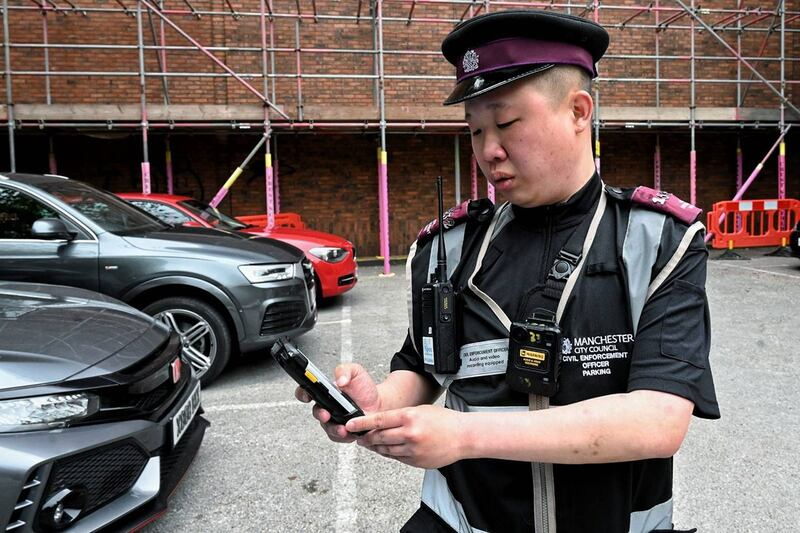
(0, 173), (317, 385)
(0, 281), (206, 532)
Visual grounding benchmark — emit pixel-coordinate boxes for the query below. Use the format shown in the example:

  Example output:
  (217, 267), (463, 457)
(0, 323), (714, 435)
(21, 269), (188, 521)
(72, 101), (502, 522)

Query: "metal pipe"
(654, 135), (661, 190)
(274, 134), (280, 213)
(739, 0), (784, 107)
(778, 0), (786, 230)
(137, 0), (151, 194)
(376, 0), (391, 276)
(261, 0), (274, 229)
(209, 134), (268, 207)
(137, 0), (290, 120)
(454, 135), (461, 205)
(165, 136), (173, 194)
(655, 0), (660, 105)
(295, 18), (303, 120)
(157, 0), (170, 105)
(48, 136), (56, 173)
(673, 0), (800, 119)
(41, 3), (51, 104)
(470, 154), (478, 200)
(3, 0), (15, 172)
(689, 0), (696, 206)
(269, 0), (276, 104)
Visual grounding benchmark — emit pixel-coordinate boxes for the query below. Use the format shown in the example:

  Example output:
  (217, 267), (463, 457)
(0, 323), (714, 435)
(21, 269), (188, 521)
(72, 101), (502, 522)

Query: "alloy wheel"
(155, 308), (218, 379)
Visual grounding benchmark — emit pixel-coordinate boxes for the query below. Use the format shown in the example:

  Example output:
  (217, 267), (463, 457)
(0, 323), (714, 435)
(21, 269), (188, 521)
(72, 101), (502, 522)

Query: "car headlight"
(0, 393), (99, 432)
(309, 247), (348, 263)
(238, 263), (296, 283)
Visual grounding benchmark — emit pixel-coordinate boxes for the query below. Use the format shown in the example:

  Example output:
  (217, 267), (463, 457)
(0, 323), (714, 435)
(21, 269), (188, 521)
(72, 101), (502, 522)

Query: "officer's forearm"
(375, 370), (443, 411)
(460, 390), (693, 464)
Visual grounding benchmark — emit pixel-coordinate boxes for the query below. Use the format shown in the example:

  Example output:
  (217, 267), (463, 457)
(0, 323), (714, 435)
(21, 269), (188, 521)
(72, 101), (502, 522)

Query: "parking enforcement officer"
(297, 10), (719, 533)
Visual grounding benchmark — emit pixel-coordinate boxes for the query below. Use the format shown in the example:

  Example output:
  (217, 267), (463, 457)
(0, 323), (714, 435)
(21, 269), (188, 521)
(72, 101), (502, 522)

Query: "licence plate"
(172, 382), (201, 447)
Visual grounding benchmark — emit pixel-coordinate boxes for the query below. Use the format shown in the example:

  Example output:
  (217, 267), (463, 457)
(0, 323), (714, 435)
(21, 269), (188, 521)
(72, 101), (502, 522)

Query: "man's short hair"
(527, 65), (592, 106)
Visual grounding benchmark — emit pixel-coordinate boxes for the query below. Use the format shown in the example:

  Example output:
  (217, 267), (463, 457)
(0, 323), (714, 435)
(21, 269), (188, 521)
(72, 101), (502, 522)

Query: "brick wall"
(3, 1), (798, 108)
(5, 128), (798, 256)
(2, 2), (799, 255)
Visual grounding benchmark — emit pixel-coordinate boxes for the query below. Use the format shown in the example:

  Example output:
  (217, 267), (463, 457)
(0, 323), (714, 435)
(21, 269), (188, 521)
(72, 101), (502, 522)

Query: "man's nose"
(481, 134), (507, 162)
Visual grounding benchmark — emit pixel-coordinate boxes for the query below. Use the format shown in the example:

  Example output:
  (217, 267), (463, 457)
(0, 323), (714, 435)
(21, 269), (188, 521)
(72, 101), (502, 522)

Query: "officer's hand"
(294, 363), (380, 444)
(346, 405), (465, 469)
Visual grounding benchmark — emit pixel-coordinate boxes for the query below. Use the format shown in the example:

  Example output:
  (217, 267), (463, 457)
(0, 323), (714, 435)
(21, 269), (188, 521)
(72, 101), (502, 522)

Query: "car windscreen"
(178, 199), (249, 230)
(36, 181), (167, 234)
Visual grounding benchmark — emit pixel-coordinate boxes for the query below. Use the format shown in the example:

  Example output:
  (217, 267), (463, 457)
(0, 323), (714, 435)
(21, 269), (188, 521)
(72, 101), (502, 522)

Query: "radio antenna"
(435, 176), (447, 282)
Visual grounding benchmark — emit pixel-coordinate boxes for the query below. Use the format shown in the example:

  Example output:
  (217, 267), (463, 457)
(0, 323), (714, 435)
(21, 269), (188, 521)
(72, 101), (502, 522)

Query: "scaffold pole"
(261, 0), (275, 229)
(137, 0), (151, 193)
(137, 0), (289, 120)
(209, 134), (268, 208)
(376, 0), (392, 276)
(3, 0), (15, 172)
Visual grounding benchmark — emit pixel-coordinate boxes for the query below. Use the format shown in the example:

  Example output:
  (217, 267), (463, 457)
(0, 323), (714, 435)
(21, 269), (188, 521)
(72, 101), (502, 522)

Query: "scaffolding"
(1, 0), (799, 268)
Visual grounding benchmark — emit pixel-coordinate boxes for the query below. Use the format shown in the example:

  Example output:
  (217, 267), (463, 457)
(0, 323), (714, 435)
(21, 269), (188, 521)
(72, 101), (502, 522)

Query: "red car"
(117, 193), (357, 299)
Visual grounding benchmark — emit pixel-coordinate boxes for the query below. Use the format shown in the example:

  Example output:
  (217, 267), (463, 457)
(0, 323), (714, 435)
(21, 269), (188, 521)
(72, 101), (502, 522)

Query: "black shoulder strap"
(542, 195), (604, 301)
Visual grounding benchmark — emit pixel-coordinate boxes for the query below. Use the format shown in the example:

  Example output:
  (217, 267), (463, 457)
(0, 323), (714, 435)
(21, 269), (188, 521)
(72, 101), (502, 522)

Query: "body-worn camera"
(421, 176), (460, 375)
(507, 309), (561, 396)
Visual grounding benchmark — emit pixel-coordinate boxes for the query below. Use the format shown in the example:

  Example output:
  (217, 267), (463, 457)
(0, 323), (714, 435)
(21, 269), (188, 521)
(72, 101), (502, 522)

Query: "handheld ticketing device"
(507, 309), (562, 396)
(271, 338), (366, 433)
(421, 176), (460, 374)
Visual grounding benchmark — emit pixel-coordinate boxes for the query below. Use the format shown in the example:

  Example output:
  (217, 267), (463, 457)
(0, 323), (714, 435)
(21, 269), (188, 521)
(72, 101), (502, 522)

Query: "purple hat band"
(456, 37), (596, 82)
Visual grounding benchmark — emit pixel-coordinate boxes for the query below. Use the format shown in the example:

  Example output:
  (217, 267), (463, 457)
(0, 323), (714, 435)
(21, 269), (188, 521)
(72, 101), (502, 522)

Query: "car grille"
(133, 379), (174, 411)
(5, 469), (44, 531)
(260, 301), (305, 335)
(42, 441), (149, 517)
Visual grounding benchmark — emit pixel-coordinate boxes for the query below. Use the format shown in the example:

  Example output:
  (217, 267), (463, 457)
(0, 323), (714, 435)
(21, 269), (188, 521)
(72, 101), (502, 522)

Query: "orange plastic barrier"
(236, 212), (306, 229)
(706, 198), (800, 249)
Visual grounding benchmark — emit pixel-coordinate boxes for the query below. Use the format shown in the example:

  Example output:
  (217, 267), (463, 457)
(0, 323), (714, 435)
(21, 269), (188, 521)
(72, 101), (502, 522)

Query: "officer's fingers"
(333, 363), (364, 388)
(312, 404), (331, 423)
(357, 427), (407, 447)
(295, 386), (312, 403)
(346, 410), (402, 434)
(368, 444), (411, 459)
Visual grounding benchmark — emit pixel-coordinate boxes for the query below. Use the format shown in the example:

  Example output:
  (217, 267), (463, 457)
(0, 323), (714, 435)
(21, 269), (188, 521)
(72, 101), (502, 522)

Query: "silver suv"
(0, 173), (317, 385)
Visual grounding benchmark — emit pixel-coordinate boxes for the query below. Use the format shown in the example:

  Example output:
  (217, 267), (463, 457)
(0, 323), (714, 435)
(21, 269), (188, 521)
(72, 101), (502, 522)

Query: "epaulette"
(416, 198), (494, 244)
(605, 185), (702, 225)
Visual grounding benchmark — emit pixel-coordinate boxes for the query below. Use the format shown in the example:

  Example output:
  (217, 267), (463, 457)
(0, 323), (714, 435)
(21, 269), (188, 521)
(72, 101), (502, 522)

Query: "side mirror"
(31, 218), (77, 241)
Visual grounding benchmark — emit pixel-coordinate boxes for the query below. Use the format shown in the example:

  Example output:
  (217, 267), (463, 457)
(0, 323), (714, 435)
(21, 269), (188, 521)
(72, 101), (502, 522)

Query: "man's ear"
(571, 90), (594, 133)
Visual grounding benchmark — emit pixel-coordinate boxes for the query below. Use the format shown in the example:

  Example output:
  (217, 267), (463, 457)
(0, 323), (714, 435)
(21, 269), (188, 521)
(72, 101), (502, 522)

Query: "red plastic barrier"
(706, 198), (800, 249)
(236, 212), (306, 229)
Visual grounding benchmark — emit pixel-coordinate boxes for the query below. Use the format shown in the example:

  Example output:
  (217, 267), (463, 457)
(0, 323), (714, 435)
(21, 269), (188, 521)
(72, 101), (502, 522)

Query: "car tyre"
(143, 297), (232, 387)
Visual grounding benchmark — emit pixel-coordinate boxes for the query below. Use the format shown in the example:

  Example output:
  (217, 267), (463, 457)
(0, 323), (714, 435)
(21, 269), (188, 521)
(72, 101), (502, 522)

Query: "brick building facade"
(1, 0), (798, 255)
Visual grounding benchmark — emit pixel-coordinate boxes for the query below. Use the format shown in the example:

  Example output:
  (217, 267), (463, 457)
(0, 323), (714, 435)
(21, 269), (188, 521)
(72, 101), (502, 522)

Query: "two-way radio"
(421, 176), (460, 374)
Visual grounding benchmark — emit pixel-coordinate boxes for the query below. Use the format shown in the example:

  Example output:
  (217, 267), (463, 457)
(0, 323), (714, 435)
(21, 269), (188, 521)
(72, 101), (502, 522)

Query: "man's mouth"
(491, 173), (514, 188)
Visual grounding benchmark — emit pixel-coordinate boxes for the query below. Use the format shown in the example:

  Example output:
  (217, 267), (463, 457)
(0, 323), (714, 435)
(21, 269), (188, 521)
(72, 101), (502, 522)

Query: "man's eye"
(497, 119), (518, 129)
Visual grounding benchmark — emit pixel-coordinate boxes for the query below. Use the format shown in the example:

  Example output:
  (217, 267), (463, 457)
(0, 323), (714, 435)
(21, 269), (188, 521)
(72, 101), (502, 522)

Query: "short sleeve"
(390, 332), (441, 390)
(627, 232), (720, 419)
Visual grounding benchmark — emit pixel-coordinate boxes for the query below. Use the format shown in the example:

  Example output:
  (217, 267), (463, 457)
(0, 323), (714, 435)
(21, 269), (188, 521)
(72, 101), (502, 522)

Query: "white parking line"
(711, 261), (800, 279)
(335, 305), (359, 533)
(317, 319), (353, 326)
(204, 400), (300, 413)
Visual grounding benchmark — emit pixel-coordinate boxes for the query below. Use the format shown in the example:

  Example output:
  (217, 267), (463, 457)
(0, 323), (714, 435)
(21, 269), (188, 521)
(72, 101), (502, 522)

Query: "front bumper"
(0, 376), (207, 533)
(314, 255), (358, 299)
(235, 274), (318, 353)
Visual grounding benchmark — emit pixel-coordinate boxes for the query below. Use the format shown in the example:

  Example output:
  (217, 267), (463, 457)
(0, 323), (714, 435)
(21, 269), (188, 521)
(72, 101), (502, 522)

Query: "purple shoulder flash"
(416, 198), (494, 242)
(630, 186), (702, 225)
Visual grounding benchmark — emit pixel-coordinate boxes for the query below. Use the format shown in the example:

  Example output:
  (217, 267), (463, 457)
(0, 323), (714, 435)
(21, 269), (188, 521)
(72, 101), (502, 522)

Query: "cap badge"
(472, 77), (485, 90)
(462, 49), (479, 73)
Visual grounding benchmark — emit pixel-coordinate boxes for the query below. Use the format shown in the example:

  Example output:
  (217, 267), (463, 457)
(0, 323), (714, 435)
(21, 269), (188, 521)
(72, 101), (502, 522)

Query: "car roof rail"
(44, 173), (71, 180)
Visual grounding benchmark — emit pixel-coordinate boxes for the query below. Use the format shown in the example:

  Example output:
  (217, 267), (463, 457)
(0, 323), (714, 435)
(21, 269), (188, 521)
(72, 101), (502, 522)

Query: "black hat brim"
(443, 64), (555, 106)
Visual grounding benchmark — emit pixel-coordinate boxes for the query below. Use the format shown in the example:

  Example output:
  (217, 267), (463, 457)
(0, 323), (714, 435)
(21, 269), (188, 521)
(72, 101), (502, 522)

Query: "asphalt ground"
(145, 250), (800, 533)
